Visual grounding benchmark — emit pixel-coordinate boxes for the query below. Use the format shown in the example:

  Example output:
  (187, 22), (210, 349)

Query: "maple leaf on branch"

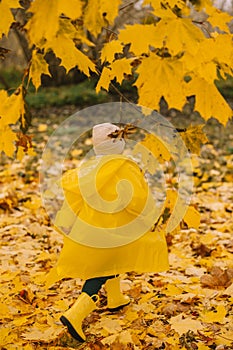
(0, 0), (233, 158)
(28, 50), (51, 91)
(179, 124), (209, 155)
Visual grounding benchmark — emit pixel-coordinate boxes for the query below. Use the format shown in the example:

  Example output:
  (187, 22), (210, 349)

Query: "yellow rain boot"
(60, 292), (97, 342)
(105, 276), (130, 311)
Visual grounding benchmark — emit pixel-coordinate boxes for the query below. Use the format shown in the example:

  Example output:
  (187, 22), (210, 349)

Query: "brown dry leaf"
(200, 266), (233, 289)
(89, 340), (109, 350)
(191, 242), (213, 257)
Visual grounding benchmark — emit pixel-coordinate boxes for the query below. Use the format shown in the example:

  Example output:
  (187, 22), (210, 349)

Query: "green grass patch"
(26, 80), (109, 108)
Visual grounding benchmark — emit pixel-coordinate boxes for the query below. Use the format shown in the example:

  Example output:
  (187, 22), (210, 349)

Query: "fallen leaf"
(170, 314), (203, 335)
(201, 304), (227, 324)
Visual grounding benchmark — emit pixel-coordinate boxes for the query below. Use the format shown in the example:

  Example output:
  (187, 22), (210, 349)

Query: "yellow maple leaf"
(0, 327), (17, 347)
(180, 125), (208, 155)
(98, 318), (122, 334)
(163, 189), (178, 214)
(186, 77), (232, 125)
(132, 143), (159, 174)
(183, 205), (200, 229)
(45, 35), (96, 76)
(165, 284), (183, 296)
(118, 24), (161, 55)
(111, 57), (132, 84)
(170, 313), (203, 335)
(100, 40), (123, 63)
(202, 34), (232, 66)
(197, 344), (210, 350)
(208, 9), (232, 33)
(204, 2), (232, 33)
(0, 86), (25, 126)
(181, 54), (216, 86)
(181, 33), (232, 85)
(194, 0), (212, 11)
(96, 67), (111, 92)
(202, 304), (227, 323)
(99, 0), (122, 26)
(0, 89), (8, 116)
(57, 18), (94, 47)
(0, 126), (17, 157)
(16, 146), (25, 161)
(135, 54), (187, 111)
(83, 0), (121, 37)
(6, 0), (21, 8)
(29, 50), (51, 91)
(58, 0), (82, 20)
(83, 0), (105, 37)
(138, 133), (171, 164)
(155, 17), (204, 55)
(26, 0), (59, 46)
(0, 0), (14, 37)
(163, 189), (189, 233)
(96, 58), (132, 92)
(22, 325), (63, 342)
(144, 0), (183, 19)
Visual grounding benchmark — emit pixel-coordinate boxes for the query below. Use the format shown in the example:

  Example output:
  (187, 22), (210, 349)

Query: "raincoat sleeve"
(117, 160), (155, 219)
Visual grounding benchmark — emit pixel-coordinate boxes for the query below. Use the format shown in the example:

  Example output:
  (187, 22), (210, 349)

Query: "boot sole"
(108, 301), (130, 312)
(60, 315), (85, 342)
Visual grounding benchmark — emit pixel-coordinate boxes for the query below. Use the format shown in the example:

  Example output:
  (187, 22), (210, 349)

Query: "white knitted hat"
(92, 123), (125, 155)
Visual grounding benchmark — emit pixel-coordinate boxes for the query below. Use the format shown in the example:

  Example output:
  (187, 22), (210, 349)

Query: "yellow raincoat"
(54, 155), (169, 280)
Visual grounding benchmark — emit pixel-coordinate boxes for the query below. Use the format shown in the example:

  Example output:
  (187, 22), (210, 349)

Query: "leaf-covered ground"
(0, 109), (233, 350)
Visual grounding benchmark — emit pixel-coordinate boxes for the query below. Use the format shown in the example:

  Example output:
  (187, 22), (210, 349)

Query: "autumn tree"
(0, 0), (232, 157)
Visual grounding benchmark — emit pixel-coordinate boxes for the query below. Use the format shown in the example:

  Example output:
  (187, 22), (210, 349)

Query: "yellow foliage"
(45, 33), (96, 75)
(0, 86), (25, 126)
(111, 57), (132, 84)
(16, 146), (25, 161)
(181, 34), (232, 83)
(137, 133), (171, 163)
(96, 58), (132, 92)
(57, 0), (82, 20)
(180, 125), (209, 155)
(29, 50), (51, 91)
(209, 10), (232, 33)
(144, 0), (178, 19)
(26, 0), (60, 46)
(118, 24), (161, 55)
(0, 0), (15, 37)
(0, 126), (17, 157)
(83, 0), (121, 37)
(135, 54), (187, 111)
(99, 0), (122, 27)
(186, 77), (232, 125)
(202, 304), (227, 323)
(96, 67), (111, 92)
(155, 17), (204, 55)
(100, 40), (123, 63)
(56, 17), (94, 47)
(183, 206), (200, 229)
(170, 313), (203, 335)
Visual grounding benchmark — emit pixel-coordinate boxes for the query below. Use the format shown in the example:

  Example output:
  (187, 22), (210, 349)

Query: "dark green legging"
(82, 275), (117, 296)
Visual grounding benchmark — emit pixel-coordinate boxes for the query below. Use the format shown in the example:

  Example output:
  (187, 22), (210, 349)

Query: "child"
(54, 123), (169, 342)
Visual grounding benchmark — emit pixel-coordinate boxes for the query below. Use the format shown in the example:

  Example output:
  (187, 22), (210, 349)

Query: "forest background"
(0, 0), (233, 349)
